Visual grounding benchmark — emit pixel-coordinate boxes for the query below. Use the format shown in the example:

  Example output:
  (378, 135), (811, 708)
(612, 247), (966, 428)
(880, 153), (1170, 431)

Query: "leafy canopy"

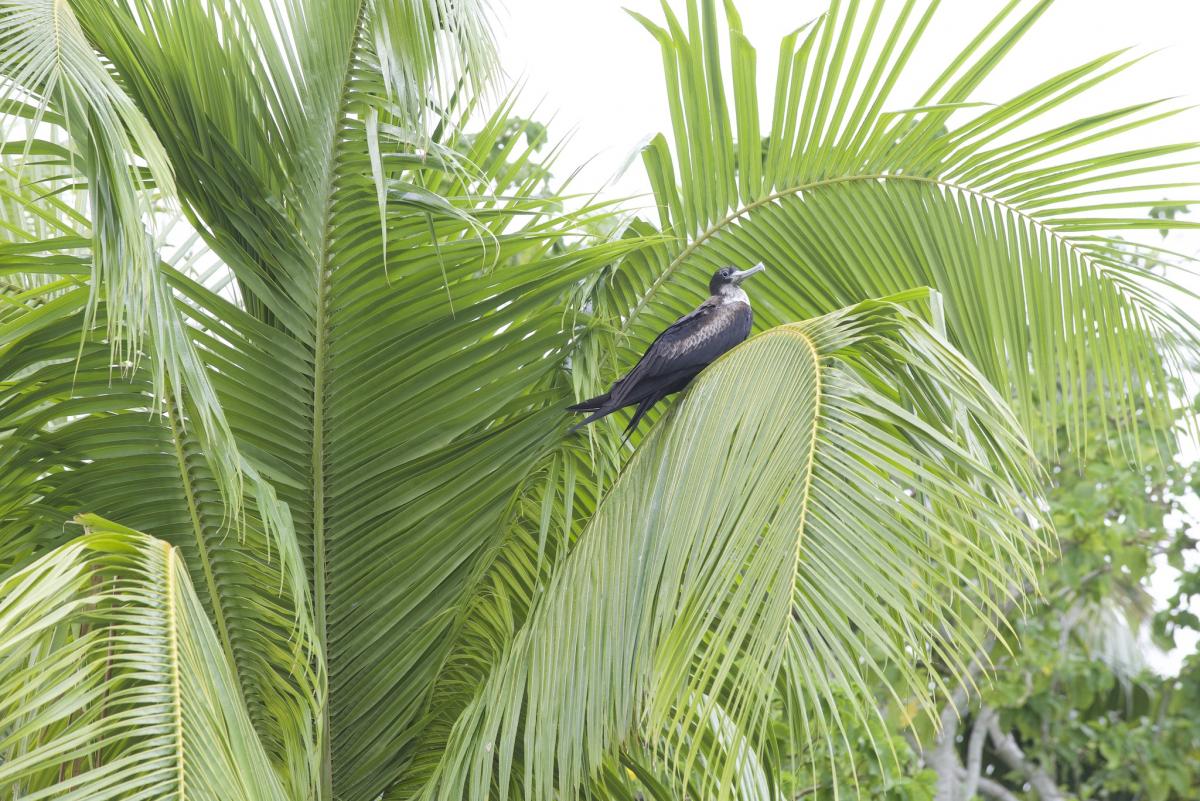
(0, 0), (1197, 800)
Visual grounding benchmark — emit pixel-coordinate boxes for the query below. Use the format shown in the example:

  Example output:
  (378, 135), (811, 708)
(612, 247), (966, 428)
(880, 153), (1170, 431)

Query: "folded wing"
(569, 301), (752, 432)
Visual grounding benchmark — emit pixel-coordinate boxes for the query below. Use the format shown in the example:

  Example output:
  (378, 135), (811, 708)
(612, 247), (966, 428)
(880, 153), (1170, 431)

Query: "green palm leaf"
(578, 0), (1199, 454)
(0, 516), (291, 801)
(423, 296), (1051, 801)
(0, 0), (255, 529)
(27, 4), (631, 797)
(0, 246), (324, 799)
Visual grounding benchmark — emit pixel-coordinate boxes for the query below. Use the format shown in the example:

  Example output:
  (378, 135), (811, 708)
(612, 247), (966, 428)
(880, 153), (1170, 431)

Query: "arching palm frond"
(0, 236), (324, 799)
(0, 516), (292, 801)
(0, 0), (254, 527)
(423, 296), (1052, 801)
(577, 0), (1199, 455)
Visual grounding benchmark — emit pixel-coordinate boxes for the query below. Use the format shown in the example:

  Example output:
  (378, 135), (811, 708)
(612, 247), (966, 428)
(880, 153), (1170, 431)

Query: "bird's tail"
(567, 405), (619, 433)
(621, 393), (660, 438)
(566, 391), (611, 413)
(567, 390), (662, 436)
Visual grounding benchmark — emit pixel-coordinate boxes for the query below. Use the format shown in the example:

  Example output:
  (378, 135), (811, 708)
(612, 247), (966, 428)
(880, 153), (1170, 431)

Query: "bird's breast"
(666, 301), (751, 358)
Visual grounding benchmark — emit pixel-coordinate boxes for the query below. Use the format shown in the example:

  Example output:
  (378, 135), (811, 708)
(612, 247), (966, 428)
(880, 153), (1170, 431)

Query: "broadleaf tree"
(0, 1), (1197, 800)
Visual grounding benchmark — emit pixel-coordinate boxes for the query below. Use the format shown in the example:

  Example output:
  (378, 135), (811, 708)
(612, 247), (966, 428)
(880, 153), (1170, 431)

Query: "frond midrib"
(622, 172), (1151, 335)
(163, 541), (187, 800)
(773, 326), (823, 599)
(308, 5), (370, 797)
(165, 385), (242, 693)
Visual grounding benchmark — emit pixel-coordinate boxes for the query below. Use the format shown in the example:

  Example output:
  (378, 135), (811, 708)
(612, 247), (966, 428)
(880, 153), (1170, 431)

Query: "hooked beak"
(731, 262), (766, 285)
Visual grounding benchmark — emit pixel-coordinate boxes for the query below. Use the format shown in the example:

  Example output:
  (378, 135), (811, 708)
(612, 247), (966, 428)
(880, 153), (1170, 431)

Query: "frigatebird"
(568, 262), (766, 434)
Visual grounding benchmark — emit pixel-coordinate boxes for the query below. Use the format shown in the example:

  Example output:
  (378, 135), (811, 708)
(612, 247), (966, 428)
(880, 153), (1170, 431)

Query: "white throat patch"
(716, 285), (750, 305)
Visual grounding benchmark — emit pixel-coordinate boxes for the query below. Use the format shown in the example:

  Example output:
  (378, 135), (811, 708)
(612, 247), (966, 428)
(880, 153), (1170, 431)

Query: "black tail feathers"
(567, 390), (664, 438)
(566, 390), (619, 432)
(567, 405), (617, 433)
(566, 391), (610, 413)
(622, 393), (660, 437)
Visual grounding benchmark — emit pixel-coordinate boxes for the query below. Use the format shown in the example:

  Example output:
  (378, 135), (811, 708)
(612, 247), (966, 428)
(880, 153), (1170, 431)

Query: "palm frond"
(10, 4), (616, 796)
(3, 7), (630, 799)
(0, 249), (324, 800)
(0, 3), (274, 535)
(0, 516), (292, 801)
(383, 442), (611, 800)
(74, 0), (499, 330)
(73, 0), (314, 329)
(579, 0), (1200, 456)
(423, 295), (1051, 801)
(0, 0), (174, 361)
(366, 0), (498, 134)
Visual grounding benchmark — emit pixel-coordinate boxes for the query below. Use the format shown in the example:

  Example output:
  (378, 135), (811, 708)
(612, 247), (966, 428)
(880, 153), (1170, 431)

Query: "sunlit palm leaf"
(579, 0), (1200, 455)
(0, 516), (291, 801)
(0, 0), (256, 528)
(0, 0), (174, 352)
(423, 296), (1051, 801)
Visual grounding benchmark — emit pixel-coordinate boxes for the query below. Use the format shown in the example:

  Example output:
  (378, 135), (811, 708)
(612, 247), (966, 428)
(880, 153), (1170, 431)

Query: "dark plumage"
(568, 262), (765, 435)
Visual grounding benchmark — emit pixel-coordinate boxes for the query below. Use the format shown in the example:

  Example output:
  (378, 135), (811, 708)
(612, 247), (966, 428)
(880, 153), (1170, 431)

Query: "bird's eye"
(721, 269), (731, 277)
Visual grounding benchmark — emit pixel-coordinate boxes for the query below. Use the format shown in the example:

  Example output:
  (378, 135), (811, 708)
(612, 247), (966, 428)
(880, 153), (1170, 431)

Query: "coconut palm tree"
(0, 0), (1194, 800)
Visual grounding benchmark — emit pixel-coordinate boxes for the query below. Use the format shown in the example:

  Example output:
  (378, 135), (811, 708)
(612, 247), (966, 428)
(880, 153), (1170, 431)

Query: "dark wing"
(608, 300), (751, 407)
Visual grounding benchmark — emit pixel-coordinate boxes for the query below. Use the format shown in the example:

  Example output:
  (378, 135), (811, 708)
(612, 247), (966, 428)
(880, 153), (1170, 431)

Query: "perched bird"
(569, 262), (765, 434)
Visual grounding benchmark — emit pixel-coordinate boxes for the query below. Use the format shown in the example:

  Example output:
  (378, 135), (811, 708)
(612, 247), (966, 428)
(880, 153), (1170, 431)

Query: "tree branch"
(928, 705), (963, 801)
(986, 712), (1065, 801)
(924, 543), (1120, 801)
(962, 708), (993, 801)
(975, 775), (1023, 801)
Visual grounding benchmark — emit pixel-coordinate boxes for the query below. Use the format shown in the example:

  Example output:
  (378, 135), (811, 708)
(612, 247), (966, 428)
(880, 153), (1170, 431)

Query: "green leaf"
(0, 517), (291, 801)
(424, 298), (1050, 801)
(591, 0), (1200, 458)
(0, 265), (323, 800)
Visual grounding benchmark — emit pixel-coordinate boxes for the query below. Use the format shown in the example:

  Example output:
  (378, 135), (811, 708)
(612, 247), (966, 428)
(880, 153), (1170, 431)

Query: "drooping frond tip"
(369, 0), (500, 136)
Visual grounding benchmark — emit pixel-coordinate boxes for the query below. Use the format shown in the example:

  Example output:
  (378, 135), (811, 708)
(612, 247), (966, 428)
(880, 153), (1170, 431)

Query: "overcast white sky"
(497, 0), (1200, 217)
(494, 0), (1200, 673)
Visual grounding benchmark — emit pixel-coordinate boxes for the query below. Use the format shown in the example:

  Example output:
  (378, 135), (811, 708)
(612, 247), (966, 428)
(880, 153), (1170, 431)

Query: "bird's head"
(709, 262), (766, 294)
